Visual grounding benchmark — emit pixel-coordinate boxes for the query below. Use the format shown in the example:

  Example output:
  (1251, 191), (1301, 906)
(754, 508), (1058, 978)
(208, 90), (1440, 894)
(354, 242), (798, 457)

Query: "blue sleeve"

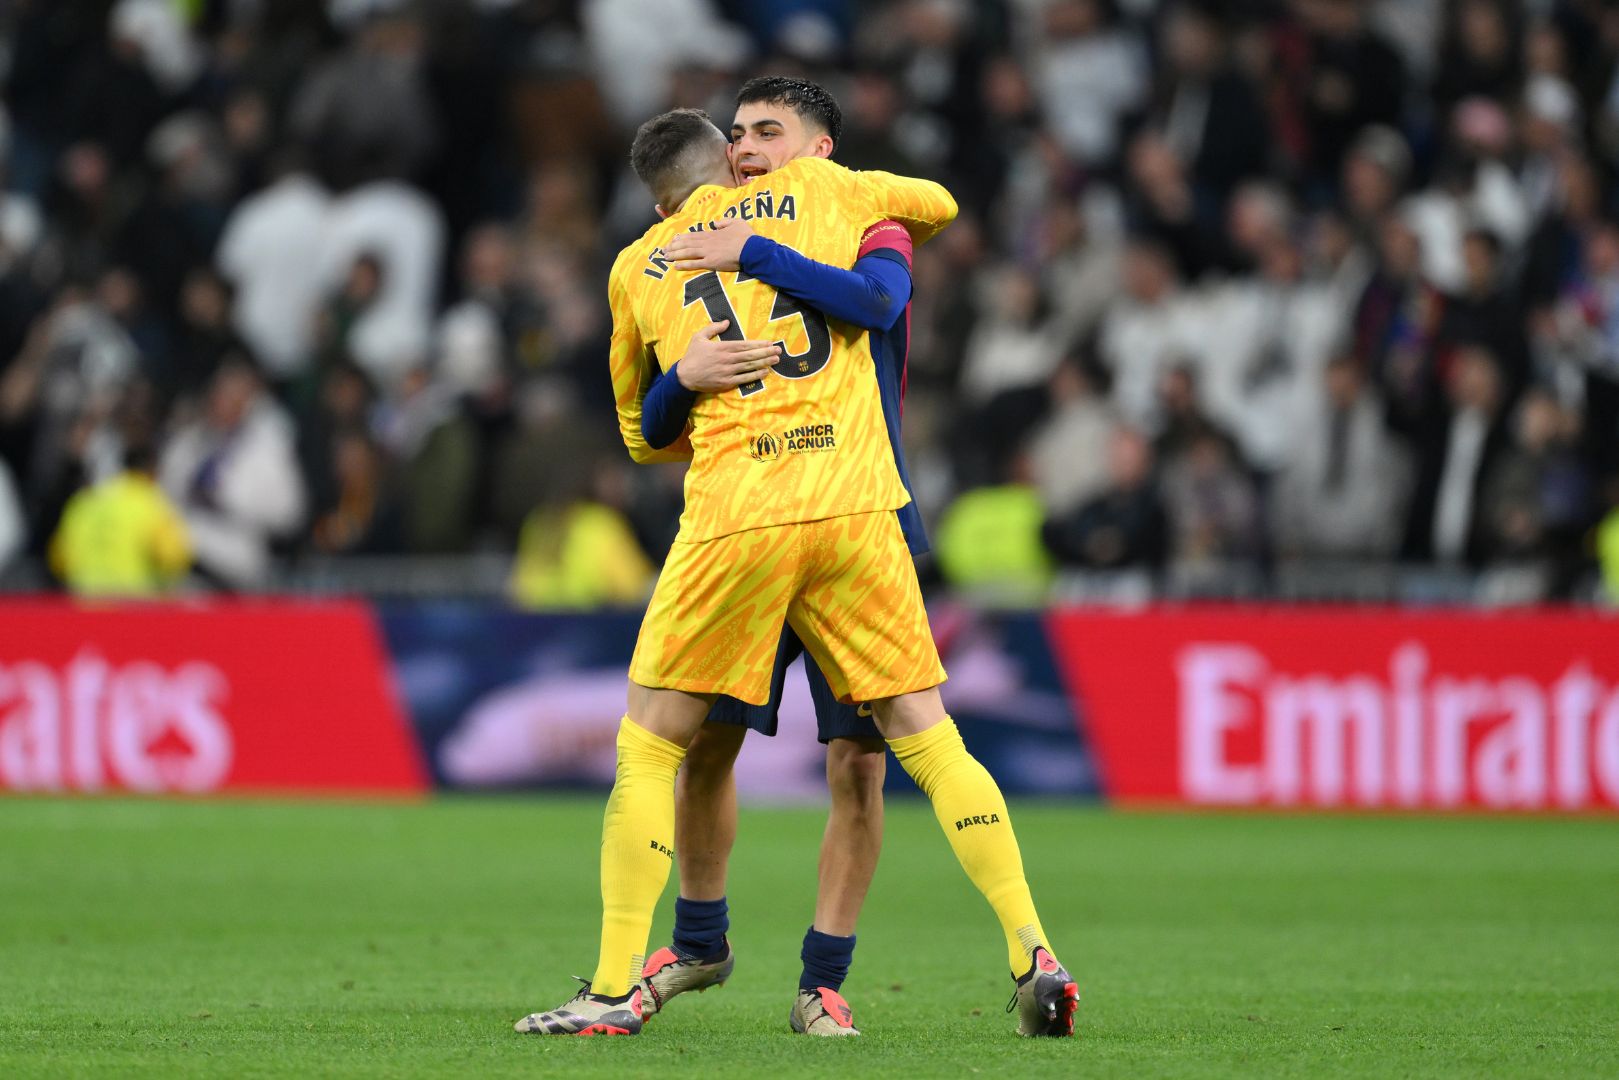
(640, 362), (699, 449)
(739, 236), (912, 331)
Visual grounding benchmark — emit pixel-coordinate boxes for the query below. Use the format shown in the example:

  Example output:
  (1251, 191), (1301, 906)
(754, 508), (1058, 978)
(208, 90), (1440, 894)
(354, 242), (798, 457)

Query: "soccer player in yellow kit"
(632, 78), (934, 1040)
(515, 106), (1077, 1040)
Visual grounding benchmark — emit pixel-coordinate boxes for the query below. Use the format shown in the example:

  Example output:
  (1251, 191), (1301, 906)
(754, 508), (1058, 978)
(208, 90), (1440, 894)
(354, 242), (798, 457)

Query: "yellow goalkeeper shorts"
(629, 510), (945, 706)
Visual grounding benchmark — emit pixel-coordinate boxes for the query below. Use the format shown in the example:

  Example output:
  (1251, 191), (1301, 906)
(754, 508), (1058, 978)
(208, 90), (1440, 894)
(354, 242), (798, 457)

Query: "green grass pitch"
(2, 797), (1616, 1079)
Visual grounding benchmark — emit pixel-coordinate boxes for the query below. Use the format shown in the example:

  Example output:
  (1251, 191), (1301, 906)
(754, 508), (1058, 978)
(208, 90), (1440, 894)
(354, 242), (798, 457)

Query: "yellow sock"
(889, 718), (1048, 974)
(592, 717), (685, 996)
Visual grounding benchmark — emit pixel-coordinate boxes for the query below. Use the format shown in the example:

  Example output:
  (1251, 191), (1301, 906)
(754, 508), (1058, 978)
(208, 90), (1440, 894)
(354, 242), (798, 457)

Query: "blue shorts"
(704, 625), (882, 743)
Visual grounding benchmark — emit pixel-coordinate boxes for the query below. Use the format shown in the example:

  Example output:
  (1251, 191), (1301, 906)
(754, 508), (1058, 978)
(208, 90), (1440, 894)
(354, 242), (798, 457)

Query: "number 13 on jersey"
(683, 270), (832, 397)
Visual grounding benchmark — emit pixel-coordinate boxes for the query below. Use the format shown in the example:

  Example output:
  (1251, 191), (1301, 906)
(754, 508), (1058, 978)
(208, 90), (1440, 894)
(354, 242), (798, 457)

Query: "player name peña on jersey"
(642, 190), (799, 280)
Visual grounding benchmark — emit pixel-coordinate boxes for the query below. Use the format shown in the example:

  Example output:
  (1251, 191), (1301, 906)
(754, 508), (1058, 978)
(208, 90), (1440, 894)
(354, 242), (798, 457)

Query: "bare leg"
(812, 737), (886, 936)
(628, 683), (715, 746)
(868, 683), (948, 739)
(674, 723), (747, 902)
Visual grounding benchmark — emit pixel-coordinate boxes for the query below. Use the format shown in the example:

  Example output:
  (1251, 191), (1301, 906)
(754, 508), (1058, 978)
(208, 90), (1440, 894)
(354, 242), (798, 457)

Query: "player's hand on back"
(665, 218), (755, 272)
(677, 320), (781, 392)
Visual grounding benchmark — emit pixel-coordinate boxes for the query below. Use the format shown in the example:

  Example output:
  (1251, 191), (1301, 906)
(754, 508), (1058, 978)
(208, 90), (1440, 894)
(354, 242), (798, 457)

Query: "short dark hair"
(630, 107), (726, 206)
(736, 76), (843, 150)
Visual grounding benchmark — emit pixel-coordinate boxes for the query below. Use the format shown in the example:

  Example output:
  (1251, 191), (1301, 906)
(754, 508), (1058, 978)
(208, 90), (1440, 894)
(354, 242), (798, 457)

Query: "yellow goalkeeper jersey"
(607, 155), (956, 543)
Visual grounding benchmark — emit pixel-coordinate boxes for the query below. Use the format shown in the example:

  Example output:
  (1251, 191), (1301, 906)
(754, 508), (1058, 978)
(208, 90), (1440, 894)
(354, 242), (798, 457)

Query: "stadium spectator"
(1339, 126), (1412, 246)
(1479, 387), (1591, 570)
(314, 177), (445, 388)
(1354, 213), (1441, 437)
(0, 0), (1616, 601)
(301, 361), (376, 538)
(1517, 75), (1582, 223)
(1026, 360), (1117, 519)
(1402, 345), (1512, 565)
(1435, 227), (1530, 398)
(309, 253), (386, 396)
(520, 164), (603, 266)
(379, 365), (481, 555)
(1098, 235), (1205, 434)
(1143, 4), (1271, 206)
(957, 264), (1060, 485)
(1272, 354), (1411, 559)
(288, 9), (437, 188)
(950, 53), (1043, 219)
(50, 443), (190, 597)
(1031, 0), (1147, 169)
(56, 2), (179, 168)
(1523, 149), (1602, 313)
(1288, 0), (1409, 192)
(0, 291), (140, 531)
(514, 242), (613, 412)
(904, 213), (984, 395)
(95, 268), (167, 378)
(126, 110), (235, 323)
(1122, 131), (1227, 281)
(440, 223), (540, 385)
(933, 452), (1053, 602)
(163, 267), (247, 404)
(1159, 424), (1260, 571)
(215, 155), (331, 381)
(1200, 213), (1344, 472)
(877, 0), (995, 196)
(309, 429), (399, 556)
(158, 360), (306, 589)
(1151, 364), (1237, 472)
(1432, 0), (1523, 114)
(1547, 219), (1619, 477)
(583, 0), (747, 127)
(836, 68), (934, 180)
(1031, 193), (1120, 351)
(508, 458), (654, 611)
(1042, 426), (1169, 572)
(1303, 206), (1376, 324)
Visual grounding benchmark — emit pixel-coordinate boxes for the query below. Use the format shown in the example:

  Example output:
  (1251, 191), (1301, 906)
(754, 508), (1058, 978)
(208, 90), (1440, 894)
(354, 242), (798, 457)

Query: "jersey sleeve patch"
(858, 221), (914, 263)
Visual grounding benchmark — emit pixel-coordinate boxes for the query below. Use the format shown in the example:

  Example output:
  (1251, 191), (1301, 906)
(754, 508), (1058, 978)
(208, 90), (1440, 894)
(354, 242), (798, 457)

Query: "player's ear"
(654, 204), (670, 219)
(811, 134), (835, 160)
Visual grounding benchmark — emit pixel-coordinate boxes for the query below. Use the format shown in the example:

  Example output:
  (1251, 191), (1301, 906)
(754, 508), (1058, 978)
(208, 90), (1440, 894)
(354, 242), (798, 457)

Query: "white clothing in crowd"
(1097, 290), (1210, 434)
(316, 180), (446, 387)
(1196, 279), (1345, 473)
(0, 458), (24, 575)
(1432, 407), (1491, 563)
(959, 319), (1063, 405)
(1033, 21), (1147, 166)
(216, 173), (332, 379)
(583, 0), (748, 126)
(1403, 163), (1530, 293)
(1027, 394), (1117, 517)
(1273, 392), (1411, 558)
(159, 399), (306, 588)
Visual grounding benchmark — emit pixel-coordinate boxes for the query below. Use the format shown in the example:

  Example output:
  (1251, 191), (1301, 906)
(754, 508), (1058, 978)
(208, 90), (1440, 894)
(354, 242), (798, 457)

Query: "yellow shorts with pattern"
(629, 510), (946, 706)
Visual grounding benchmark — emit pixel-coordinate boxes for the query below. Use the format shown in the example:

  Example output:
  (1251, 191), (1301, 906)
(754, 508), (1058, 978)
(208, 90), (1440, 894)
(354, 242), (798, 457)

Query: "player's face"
(730, 103), (831, 182)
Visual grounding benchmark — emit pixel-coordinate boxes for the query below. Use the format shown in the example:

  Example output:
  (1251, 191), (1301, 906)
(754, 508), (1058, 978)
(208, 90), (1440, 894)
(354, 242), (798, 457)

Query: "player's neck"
(666, 167), (736, 214)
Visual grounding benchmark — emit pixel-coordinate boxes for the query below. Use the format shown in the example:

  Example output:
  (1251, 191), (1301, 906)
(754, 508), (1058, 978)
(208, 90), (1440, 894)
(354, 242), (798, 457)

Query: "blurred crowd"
(3, 0), (1619, 604)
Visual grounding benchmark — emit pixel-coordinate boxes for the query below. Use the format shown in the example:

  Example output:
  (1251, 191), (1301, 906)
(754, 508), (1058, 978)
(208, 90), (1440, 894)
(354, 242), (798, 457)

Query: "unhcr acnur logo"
(749, 432), (782, 461)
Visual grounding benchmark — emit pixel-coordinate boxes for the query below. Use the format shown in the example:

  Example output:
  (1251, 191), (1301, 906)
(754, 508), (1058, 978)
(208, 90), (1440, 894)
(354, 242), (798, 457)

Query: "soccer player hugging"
(514, 77), (1078, 1041)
